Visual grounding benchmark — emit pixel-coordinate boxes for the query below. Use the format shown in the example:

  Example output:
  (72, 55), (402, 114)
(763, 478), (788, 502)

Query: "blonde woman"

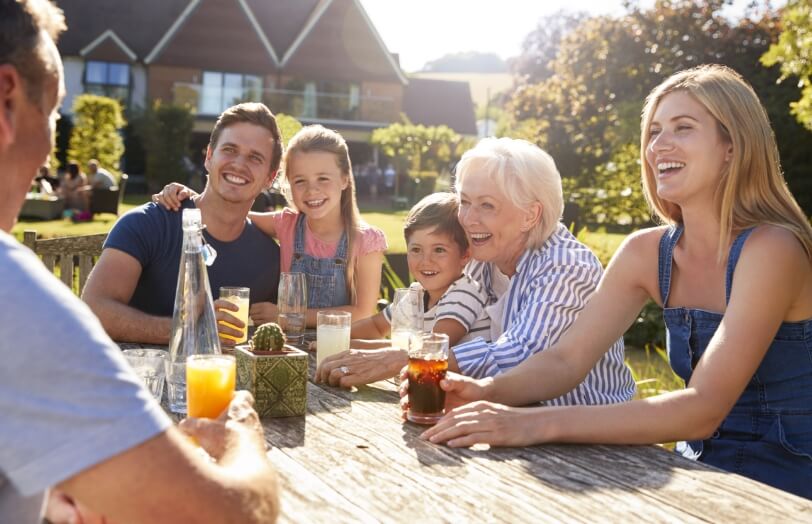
(414, 65), (812, 499)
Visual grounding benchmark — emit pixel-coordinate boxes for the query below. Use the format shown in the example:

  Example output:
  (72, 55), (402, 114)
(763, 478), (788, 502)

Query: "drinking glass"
(278, 272), (307, 344)
(218, 286), (250, 344)
(186, 354), (236, 419)
(407, 333), (449, 425)
(123, 348), (167, 401)
(316, 311), (351, 366)
(390, 287), (424, 353)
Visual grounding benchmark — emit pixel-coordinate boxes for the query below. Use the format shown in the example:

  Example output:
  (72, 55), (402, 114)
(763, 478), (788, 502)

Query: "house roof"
(403, 78), (477, 135)
(55, 0), (404, 83)
(56, 0), (190, 59)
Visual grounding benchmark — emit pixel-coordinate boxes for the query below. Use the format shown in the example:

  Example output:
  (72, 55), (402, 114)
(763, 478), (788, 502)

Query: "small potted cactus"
(235, 322), (308, 418)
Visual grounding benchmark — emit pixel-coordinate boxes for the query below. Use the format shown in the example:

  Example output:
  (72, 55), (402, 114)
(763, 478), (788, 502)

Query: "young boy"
(352, 192), (490, 346)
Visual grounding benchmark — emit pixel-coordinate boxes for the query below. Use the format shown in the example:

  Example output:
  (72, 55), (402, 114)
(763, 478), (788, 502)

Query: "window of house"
(84, 61), (130, 102)
(200, 72), (263, 115)
(284, 79), (361, 120)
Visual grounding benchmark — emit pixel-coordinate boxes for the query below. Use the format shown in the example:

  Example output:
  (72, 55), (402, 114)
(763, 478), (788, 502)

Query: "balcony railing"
(173, 83), (397, 125)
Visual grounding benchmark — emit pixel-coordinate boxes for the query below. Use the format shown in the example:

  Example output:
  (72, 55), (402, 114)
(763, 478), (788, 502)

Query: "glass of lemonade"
(186, 354), (236, 419)
(316, 311), (351, 366)
(278, 272), (307, 344)
(218, 287), (250, 344)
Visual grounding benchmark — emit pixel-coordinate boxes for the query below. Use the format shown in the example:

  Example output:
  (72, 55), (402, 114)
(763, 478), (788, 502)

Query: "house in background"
(55, 0), (476, 175)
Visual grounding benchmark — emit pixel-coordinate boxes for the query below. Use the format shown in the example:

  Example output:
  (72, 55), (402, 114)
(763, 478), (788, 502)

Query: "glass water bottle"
(166, 208), (221, 414)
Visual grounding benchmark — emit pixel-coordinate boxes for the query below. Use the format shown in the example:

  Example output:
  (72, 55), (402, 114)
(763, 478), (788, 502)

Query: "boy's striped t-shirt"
(383, 274), (491, 343)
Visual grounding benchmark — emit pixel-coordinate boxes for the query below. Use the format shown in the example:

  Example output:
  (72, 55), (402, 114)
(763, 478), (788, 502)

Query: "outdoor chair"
(23, 230), (107, 296)
(90, 173), (128, 216)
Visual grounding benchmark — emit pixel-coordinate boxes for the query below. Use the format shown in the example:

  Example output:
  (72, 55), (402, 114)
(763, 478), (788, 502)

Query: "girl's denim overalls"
(290, 214), (349, 308)
(659, 225), (812, 499)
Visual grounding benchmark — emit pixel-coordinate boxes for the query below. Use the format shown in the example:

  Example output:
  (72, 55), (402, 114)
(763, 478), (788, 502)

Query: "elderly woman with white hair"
(448, 137), (634, 404)
(318, 138), (634, 406)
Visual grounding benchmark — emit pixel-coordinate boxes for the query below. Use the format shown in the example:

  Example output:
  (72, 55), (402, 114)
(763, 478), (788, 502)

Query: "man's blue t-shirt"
(105, 201), (280, 316)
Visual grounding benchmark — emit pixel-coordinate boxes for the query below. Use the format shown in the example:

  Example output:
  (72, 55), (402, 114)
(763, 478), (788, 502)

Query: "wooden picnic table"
(119, 342), (812, 522)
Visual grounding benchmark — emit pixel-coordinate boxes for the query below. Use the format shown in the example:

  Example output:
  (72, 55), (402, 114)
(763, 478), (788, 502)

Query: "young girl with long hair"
(157, 124), (386, 327)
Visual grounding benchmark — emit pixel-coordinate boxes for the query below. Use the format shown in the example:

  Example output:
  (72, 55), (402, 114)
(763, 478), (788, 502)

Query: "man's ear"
(267, 169), (278, 189)
(0, 64), (22, 150)
(203, 145), (213, 172)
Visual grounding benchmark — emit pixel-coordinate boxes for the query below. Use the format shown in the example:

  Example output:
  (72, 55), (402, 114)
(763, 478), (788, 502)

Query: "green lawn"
(15, 193), (627, 258)
(14, 194), (413, 251)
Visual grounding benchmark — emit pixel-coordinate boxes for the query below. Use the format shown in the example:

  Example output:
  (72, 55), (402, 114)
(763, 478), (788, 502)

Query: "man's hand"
(179, 391), (265, 460)
(214, 298), (245, 347)
(249, 301), (278, 326)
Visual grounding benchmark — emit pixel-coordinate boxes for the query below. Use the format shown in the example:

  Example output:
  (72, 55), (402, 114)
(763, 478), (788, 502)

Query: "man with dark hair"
(0, 2), (279, 521)
(83, 102), (282, 344)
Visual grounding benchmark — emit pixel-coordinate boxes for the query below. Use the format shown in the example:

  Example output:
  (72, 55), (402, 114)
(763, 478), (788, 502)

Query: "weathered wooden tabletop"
(120, 343), (812, 522)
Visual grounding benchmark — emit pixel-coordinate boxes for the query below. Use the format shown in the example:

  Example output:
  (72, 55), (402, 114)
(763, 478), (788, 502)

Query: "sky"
(359, 0), (778, 72)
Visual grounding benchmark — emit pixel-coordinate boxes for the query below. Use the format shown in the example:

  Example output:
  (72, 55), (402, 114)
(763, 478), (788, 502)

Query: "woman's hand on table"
(315, 347), (408, 388)
(419, 401), (545, 448)
(398, 371), (491, 420)
(249, 301), (278, 326)
(214, 298), (244, 347)
(151, 182), (196, 211)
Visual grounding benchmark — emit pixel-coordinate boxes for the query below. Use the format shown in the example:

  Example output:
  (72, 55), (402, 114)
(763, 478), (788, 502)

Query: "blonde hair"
(454, 137), (564, 250)
(641, 64), (812, 258)
(280, 125), (362, 302)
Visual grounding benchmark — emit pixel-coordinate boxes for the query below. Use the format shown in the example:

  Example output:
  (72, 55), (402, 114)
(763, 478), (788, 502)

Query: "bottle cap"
(182, 208), (202, 230)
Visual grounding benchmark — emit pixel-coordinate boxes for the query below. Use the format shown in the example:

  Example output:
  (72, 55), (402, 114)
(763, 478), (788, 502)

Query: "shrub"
(67, 94), (125, 172)
(133, 102), (194, 191)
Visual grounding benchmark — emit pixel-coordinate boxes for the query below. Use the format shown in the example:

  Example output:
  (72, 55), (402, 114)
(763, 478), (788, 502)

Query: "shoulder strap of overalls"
(293, 213), (307, 256)
(334, 228), (349, 262)
(658, 225), (683, 307)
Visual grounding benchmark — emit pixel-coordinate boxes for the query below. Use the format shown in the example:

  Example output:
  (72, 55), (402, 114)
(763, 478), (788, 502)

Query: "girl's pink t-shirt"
(268, 208), (388, 272)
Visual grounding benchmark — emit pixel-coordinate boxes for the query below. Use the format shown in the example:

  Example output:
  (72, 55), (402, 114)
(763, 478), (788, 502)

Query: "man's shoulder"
(105, 203), (182, 259)
(111, 203), (179, 234)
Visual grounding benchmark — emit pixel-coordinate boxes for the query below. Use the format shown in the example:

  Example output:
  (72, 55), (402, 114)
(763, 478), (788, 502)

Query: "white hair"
(454, 137), (564, 250)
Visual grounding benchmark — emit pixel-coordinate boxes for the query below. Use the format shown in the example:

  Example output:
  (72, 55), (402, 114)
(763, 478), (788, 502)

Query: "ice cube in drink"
(278, 312), (306, 343)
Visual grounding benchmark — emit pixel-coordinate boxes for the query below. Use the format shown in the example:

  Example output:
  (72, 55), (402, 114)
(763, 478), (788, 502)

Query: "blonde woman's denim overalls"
(659, 225), (812, 499)
(290, 214), (349, 308)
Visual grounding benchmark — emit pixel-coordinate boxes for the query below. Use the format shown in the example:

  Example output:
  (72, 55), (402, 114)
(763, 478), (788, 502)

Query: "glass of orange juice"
(186, 354), (236, 419)
(218, 287), (250, 344)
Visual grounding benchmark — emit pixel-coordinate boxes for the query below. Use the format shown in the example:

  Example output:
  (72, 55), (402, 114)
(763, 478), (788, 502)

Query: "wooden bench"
(23, 230), (106, 296)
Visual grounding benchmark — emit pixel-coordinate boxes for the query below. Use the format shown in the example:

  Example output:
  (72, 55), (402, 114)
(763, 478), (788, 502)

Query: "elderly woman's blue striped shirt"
(453, 224), (636, 406)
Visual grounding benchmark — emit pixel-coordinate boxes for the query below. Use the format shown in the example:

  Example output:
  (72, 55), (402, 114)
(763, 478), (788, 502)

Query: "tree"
(506, 0), (812, 218)
(133, 101), (194, 191)
(67, 94), (125, 172)
(761, 0), (812, 131)
(275, 113), (303, 148)
(512, 10), (587, 83)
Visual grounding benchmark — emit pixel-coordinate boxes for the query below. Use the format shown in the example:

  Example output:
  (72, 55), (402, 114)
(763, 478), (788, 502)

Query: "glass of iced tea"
(407, 333), (448, 425)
